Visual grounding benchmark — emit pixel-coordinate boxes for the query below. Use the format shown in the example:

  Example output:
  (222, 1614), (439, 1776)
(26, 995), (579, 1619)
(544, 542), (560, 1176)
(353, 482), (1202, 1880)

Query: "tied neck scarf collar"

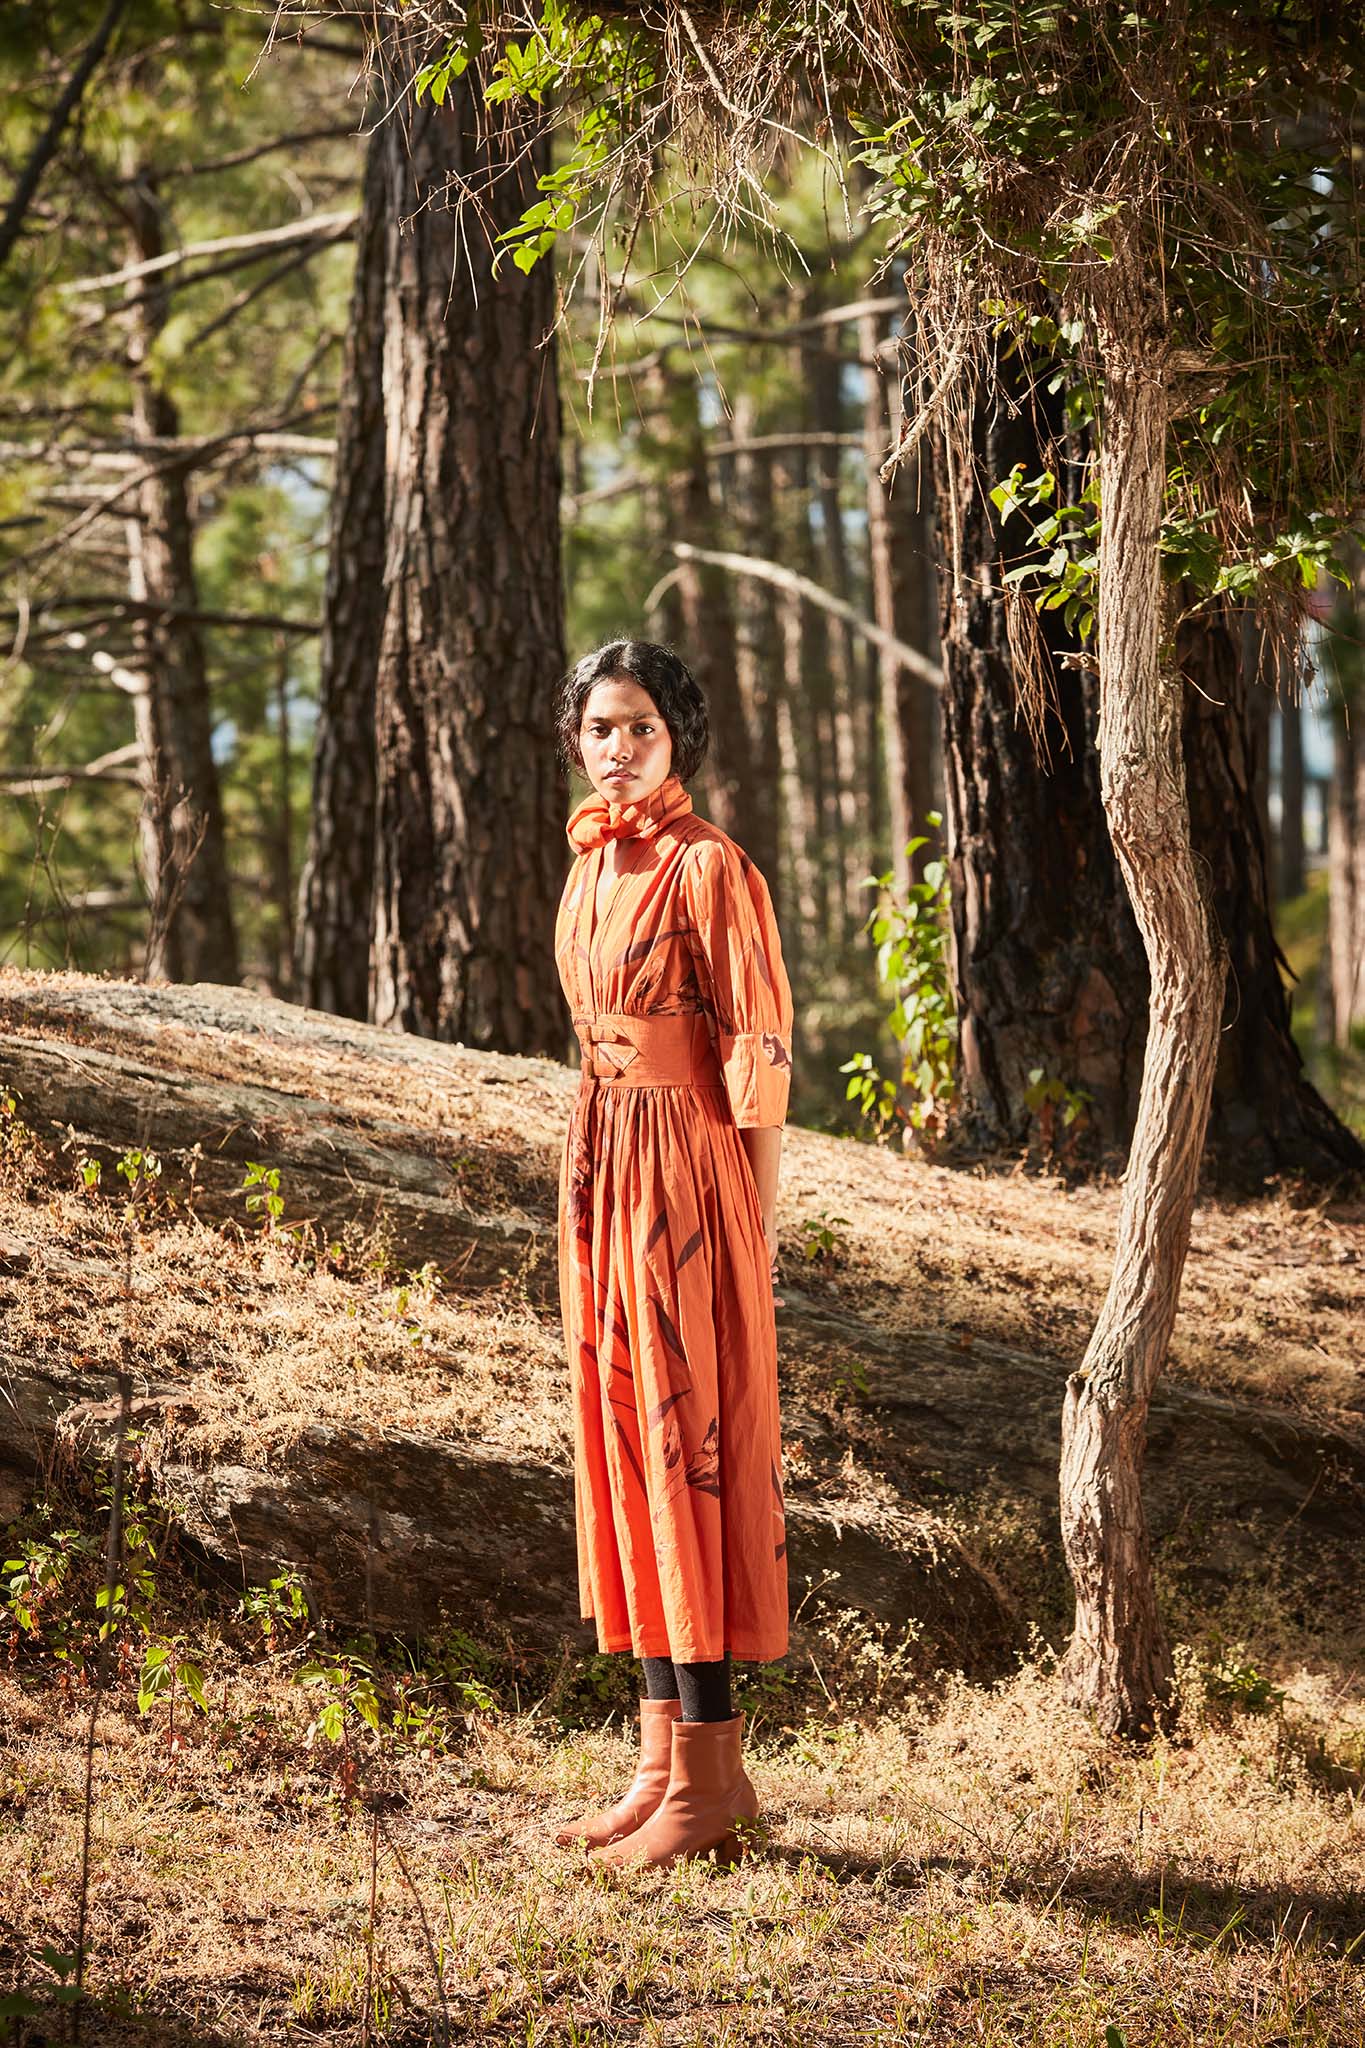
(566, 771), (693, 852)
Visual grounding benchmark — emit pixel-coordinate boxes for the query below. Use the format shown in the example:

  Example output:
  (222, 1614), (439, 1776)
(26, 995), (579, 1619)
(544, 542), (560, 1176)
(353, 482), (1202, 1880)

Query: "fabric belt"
(572, 1009), (724, 1088)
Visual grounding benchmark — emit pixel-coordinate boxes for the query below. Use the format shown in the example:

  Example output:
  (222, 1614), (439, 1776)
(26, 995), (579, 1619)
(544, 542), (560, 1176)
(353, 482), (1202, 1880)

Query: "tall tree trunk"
(296, 124), (387, 1020)
(863, 310), (938, 895)
(728, 391), (782, 896)
(771, 449), (823, 964)
(271, 639), (295, 999)
(368, 54), (567, 1049)
(811, 320), (860, 932)
(1181, 609), (1364, 1182)
(1278, 659), (1306, 902)
(930, 364), (1148, 1163)
(1326, 570), (1365, 1049)
(1058, 341), (1227, 1739)
(674, 380), (752, 842)
(123, 168), (238, 987)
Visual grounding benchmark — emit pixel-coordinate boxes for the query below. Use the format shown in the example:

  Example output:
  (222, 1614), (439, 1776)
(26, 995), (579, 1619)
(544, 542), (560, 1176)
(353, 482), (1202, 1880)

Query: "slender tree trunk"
(674, 380), (752, 841)
(1181, 609), (1364, 1181)
(772, 451), (823, 960)
(812, 321), (860, 931)
(367, 53), (567, 1048)
(1278, 661), (1306, 902)
(862, 310), (938, 894)
(729, 391), (782, 895)
(123, 169), (238, 986)
(1058, 346), (1227, 1738)
(296, 124), (386, 1019)
(271, 641), (295, 999)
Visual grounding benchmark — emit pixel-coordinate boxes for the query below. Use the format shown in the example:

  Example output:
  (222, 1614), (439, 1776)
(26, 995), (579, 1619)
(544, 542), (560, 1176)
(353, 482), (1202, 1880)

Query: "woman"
(552, 639), (794, 1871)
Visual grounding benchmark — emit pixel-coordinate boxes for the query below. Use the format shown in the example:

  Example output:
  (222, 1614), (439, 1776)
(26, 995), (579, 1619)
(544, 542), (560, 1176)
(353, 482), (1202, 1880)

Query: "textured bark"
(123, 172), (238, 987)
(931, 371), (1148, 1163)
(295, 124), (387, 1020)
(810, 320), (860, 931)
(862, 311), (939, 895)
(1058, 352), (1226, 1738)
(368, 58), (567, 1049)
(726, 392), (782, 896)
(1326, 557), (1365, 1048)
(672, 379), (753, 842)
(1278, 675), (1306, 902)
(1181, 610), (1365, 1184)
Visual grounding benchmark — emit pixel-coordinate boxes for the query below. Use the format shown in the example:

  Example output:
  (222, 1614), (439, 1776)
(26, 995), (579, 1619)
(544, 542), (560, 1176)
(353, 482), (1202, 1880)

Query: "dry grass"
(1, 967), (1363, 2041)
(1, 1648), (1361, 2046)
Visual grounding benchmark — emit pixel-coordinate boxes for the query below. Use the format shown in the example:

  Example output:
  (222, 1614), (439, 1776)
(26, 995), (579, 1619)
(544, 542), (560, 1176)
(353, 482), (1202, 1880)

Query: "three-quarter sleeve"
(682, 834), (794, 1128)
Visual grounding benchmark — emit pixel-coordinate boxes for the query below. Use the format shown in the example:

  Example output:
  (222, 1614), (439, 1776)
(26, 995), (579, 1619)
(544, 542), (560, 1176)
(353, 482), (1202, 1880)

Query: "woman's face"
(578, 677), (673, 804)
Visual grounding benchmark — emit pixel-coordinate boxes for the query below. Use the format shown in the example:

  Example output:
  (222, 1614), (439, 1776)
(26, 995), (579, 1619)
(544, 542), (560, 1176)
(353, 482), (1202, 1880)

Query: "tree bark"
(122, 169), (238, 987)
(862, 310), (939, 896)
(1181, 609), (1364, 1183)
(295, 124), (387, 1020)
(1326, 554), (1365, 1049)
(673, 379), (752, 842)
(1278, 663), (1306, 902)
(1058, 348), (1227, 1738)
(367, 55), (567, 1050)
(727, 391), (782, 895)
(930, 365), (1148, 1164)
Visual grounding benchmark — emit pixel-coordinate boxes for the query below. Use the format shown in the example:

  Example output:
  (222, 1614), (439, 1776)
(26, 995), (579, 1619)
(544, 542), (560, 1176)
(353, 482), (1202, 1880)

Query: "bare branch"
(60, 210), (357, 294)
(654, 540), (942, 689)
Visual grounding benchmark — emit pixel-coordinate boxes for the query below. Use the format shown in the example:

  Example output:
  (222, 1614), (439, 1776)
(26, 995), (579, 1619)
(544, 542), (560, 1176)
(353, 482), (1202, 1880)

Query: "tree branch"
(0, 0), (129, 273)
(652, 542), (943, 689)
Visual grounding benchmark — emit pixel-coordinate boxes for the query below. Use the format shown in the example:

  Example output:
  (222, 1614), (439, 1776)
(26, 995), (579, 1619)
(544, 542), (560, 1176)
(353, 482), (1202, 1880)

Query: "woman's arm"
(740, 1123), (783, 1278)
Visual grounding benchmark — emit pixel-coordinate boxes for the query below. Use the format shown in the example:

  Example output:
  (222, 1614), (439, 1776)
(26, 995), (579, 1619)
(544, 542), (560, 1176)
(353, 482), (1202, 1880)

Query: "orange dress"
(554, 771), (794, 1663)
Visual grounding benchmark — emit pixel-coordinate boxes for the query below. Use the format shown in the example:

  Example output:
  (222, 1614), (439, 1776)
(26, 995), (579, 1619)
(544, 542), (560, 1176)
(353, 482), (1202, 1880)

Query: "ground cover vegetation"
(0, 975), (1362, 2042)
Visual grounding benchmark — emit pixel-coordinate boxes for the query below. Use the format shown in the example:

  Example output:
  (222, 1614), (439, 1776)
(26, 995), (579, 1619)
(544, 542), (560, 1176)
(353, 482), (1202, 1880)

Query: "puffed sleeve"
(682, 834), (794, 1128)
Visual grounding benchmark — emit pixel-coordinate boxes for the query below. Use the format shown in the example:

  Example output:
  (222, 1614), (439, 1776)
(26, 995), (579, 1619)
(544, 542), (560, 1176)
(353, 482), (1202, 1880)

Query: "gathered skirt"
(557, 1071), (788, 1664)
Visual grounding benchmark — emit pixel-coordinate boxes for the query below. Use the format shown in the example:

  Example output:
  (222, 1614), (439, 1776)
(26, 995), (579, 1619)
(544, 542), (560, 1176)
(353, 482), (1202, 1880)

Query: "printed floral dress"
(554, 771), (794, 1663)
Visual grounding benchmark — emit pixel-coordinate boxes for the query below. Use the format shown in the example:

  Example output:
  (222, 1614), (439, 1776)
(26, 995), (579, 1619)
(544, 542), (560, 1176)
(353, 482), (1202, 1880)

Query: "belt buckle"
(582, 1021), (638, 1082)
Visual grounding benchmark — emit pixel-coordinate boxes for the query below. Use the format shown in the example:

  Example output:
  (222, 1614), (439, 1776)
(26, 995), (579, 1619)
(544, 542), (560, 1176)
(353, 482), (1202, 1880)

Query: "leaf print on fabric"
(685, 1414), (721, 1498)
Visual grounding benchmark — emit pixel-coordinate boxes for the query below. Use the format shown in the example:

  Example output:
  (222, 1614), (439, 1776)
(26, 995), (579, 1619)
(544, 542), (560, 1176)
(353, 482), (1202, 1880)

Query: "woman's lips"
(606, 772), (634, 782)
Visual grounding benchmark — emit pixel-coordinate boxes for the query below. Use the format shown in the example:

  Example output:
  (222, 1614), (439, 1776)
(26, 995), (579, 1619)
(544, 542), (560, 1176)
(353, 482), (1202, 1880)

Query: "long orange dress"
(554, 771), (794, 1664)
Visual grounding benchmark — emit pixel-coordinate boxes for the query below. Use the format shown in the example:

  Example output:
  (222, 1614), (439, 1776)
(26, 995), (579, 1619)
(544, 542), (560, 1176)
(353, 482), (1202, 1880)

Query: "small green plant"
(1024, 1066), (1094, 1163)
(238, 1569), (311, 1641)
(116, 1145), (162, 1193)
(799, 1210), (850, 1265)
(78, 1155), (102, 1190)
(240, 1159), (286, 1226)
(841, 815), (957, 1143)
(1205, 1650), (1287, 1716)
(2, 1526), (96, 1639)
(137, 1636), (210, 1729)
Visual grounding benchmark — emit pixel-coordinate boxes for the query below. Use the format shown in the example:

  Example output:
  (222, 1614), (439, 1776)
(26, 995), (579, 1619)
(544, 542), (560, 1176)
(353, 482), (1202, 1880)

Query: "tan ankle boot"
(589, 1711), (760, 1871)
(554, 1697), (682, 1849)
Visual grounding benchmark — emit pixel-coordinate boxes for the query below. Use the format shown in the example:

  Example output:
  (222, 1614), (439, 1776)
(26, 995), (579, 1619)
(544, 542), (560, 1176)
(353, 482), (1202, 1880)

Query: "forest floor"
(0, 966), (1362, 2046)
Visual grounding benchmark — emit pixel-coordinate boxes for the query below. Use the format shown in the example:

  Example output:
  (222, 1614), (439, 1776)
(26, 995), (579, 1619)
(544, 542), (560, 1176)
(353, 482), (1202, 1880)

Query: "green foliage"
(840, 816), (957, 1141)
(1023, 1067), (1094, 1166)
(240, 1159), (286, 1226)
(798, 1209), (850, 1265)
(1206, 1650), (1288, 1717)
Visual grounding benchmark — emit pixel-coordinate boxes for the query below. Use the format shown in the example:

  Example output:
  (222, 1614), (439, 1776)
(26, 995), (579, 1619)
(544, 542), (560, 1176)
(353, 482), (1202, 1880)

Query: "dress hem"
(586, 1624), (789, 1664)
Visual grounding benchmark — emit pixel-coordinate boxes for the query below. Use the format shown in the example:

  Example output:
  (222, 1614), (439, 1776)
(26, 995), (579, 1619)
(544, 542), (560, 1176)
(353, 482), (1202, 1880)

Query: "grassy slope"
(0, 967), (1362, 2046)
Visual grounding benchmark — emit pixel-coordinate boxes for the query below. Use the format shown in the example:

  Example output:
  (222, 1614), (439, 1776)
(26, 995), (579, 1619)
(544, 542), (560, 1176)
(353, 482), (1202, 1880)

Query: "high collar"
(566, 771), (693, 852)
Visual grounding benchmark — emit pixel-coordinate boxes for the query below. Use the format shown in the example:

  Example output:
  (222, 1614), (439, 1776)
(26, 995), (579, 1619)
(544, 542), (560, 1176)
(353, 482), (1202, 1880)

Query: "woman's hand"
(764, 1218), (785, 1308)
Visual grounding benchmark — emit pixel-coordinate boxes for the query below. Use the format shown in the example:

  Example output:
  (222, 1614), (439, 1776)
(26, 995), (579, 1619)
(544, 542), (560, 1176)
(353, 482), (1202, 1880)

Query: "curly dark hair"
(555, 638), (710, 784)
